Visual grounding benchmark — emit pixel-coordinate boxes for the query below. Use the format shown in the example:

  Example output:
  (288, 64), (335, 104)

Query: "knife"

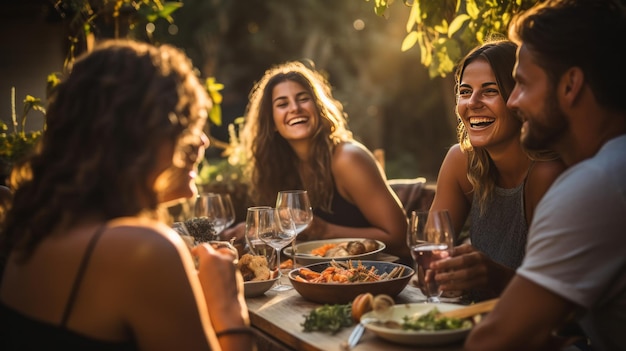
(341, 322), (365, 350)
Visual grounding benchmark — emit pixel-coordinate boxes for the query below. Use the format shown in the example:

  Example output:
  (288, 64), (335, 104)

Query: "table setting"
(171, 191), (489, 350)
(239, 204), (488, 351)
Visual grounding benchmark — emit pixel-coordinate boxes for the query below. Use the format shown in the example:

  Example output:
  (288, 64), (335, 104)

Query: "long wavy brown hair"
(240, 61), (352, 211)
(1, 40), (210, 263)
(455, 39), (558, 212)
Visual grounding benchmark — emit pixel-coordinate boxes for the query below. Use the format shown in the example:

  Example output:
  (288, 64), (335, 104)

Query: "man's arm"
(464, 275), (580, 351)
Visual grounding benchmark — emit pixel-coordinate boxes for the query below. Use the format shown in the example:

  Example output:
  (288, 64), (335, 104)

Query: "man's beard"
(521, 91), (568, 152)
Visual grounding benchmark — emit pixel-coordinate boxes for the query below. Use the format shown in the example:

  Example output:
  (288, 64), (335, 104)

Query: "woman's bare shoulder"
(331, 141), (377, 168)
(439, 144), (471, 186)
(100, 217), (188, 263)
(333, 140), (371, 156)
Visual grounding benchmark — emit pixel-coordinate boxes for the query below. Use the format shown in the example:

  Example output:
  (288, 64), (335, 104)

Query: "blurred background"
(0, 0), (461, 182)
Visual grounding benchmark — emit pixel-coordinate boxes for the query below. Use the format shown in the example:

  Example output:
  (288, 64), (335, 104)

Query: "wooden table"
(246, 277), (465, 351)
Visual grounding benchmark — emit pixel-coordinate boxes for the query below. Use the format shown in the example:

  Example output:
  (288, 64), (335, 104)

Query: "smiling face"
(271, 80), (319, 143)
(457, 58), (521, 150)
(507, 44), (567, 152)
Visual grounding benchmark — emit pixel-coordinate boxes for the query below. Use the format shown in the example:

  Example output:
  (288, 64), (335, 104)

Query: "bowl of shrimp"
(288, 260), (414, 304)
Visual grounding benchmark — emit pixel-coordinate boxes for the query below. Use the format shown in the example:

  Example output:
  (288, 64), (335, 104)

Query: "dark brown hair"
(1, 40), (210, 262)
(240, 61), (352, 210)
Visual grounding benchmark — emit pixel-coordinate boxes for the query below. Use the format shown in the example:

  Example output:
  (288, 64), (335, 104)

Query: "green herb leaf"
(302, 303), (353, 334)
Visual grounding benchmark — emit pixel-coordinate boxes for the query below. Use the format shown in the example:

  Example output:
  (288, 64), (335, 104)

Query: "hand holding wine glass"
(407, 210), (454, 303)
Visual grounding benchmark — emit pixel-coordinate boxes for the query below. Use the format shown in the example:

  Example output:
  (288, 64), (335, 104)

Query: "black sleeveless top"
(0, 226), (138, 351)
(314, 186), (371, 227)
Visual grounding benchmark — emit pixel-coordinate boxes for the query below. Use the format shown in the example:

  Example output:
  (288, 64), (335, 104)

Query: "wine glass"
(245, 206), (275, 255)
(194, 192), (228, 241)
(407, 210), (454, 303)
(276, 190), (313, 267)
(221, 193), (236, 230)
(245, 206), (278, 272)
(250, 207), (298, 291)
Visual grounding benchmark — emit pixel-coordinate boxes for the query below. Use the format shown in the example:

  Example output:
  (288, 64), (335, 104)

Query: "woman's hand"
(432, 243), (514, 296)
(219, 222), (247, 257)
(191, 243), (249, 332)
(220, 222), (245, 242)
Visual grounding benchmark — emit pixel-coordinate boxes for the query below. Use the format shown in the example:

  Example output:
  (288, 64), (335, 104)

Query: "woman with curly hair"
(0, 40), (253, 351)
(224, 61), (409, 261)
(428, 39), (566, 301)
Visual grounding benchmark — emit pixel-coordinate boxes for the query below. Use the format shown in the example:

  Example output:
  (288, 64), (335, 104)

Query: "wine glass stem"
(427, 296), (440, 303)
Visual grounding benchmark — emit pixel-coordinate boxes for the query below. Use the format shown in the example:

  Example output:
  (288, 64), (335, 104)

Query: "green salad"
(402, 307), (473, 331)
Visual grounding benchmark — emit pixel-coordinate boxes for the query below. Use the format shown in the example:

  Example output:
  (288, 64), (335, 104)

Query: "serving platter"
(283, 238), (386, 266)
(362, 303), (472, 346)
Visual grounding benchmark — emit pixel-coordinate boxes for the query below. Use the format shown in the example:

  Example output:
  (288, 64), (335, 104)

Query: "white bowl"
(283, 238), (386, 266)
(243, 274), (280, 298)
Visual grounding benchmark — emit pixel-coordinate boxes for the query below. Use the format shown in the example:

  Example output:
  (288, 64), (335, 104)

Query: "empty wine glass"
(194, 192), (228, 241)
(245, 206), (277, 275)
(276, 190), (313, 267)
(221, 193), (236, 229)
(407, 210), (454, 303)
(245, 206), (274, 256)
(248, 207), (298, 291)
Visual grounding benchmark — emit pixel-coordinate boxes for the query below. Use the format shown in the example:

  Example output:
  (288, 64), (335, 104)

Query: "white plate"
(362, 303), (472, 346)
(283, 238), (386, 266)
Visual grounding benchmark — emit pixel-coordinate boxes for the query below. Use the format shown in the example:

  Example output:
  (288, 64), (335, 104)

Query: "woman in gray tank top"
(427, 39), (565, 301)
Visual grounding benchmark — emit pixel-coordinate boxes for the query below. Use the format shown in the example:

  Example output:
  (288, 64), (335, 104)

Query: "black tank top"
(314, 187), (371, 227)
(0, 225), (137, 351)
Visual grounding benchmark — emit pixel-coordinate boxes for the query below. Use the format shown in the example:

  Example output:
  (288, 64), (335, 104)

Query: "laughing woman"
(224, 61), (409, 262)
(429, 39), (566, 301)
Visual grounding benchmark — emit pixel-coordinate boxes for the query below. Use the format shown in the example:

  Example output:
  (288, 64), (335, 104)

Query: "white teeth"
(469, 117), (495, 124)
(288, 117), (307, 126)
(469, 117), (495, 128)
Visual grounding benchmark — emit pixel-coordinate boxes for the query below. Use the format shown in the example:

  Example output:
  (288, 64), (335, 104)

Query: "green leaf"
(156, 2), (184, 23)
(407, 1), (421, 31)
(448, 14), (470, 37)
(434, 19), (449, 34)
(417, 32), (432, 66)
(401, 31), (420, 52)
(466, 0), (480, 19)
(209, 104), (222, 127)
(205, 77), (224, 126)
(161, 2), (183, 17)
(372, 0), (390, 16)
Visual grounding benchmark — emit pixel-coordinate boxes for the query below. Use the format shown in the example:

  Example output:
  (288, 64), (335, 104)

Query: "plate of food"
(283, 238), (386, 266)
(288, 260), (413, 304)
(237, 253), (280, 298)
(362, 303), (474, 346)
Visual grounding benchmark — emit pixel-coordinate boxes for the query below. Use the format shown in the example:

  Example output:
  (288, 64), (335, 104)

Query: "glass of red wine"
(407, 210), (454, 303)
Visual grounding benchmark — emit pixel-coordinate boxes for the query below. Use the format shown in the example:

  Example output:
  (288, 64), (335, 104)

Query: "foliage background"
(1, 0), (523, 182)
